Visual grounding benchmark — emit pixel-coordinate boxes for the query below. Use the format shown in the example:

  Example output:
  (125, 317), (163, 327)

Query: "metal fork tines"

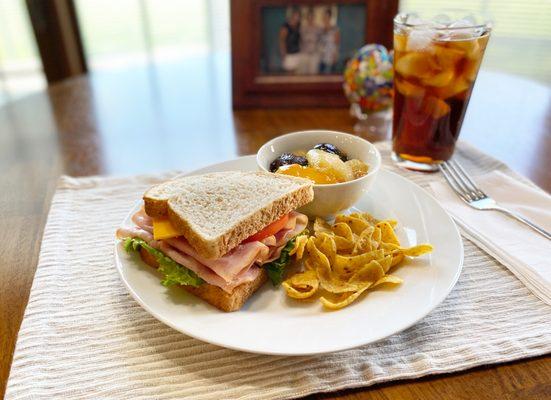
(439, 160), (551, 240)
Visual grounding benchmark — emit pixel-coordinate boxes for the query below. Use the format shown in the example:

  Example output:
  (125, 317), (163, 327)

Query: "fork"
(439, 160), (551, 240)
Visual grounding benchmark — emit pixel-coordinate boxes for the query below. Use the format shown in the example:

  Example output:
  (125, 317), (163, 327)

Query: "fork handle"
(492, 206), (551, 240)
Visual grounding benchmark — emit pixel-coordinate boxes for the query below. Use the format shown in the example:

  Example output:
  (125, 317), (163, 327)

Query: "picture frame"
(231, 0), (398, 109)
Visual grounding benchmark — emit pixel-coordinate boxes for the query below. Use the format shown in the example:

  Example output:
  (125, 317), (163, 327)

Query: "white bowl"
(256, 130), (381, 218)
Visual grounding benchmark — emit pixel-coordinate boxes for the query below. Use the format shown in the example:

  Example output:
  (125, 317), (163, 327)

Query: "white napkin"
(430, 171), (551, 305)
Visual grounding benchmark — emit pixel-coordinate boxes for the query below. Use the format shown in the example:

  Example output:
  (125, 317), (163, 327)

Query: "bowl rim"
(256, 130), (381, 188)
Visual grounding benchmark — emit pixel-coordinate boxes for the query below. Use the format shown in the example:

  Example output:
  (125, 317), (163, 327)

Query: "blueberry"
(269, 153), (308, 172)
(313, 143), (348, 161)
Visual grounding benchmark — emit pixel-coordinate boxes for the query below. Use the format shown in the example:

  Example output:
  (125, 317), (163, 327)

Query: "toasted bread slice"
(144, 171), (313, 259)
(139, 248), (267, 312)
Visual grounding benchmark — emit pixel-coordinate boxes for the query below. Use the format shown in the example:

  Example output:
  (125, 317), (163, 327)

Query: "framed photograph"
(231, 0), (398, 108)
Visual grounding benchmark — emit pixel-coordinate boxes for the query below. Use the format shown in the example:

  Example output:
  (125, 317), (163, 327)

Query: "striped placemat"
(5, 141), (551, 399)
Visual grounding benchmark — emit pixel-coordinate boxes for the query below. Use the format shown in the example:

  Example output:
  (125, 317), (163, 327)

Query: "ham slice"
(132, 210), (153, 232)
(166, 237), (270, 283)
(260, 235), (277, 247)
(274, 212), (308, 247)
(132, 210), (271, 282)
(120, 209), (308, 292)
(117, 226), (262, 293)
(117, 226), (158, 247)
(159, 242), (262, 292)
(264, 245), (285, 264)
(261, 212), (308, 263)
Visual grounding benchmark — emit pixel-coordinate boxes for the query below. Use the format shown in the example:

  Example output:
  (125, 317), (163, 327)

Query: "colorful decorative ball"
(343, 44), (393, 114)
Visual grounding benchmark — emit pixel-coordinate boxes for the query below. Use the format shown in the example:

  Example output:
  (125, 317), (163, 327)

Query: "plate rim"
(114, 155), (464, 355)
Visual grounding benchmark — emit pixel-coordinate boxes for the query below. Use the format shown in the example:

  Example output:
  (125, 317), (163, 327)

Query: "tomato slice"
(243, 214), (290, 243)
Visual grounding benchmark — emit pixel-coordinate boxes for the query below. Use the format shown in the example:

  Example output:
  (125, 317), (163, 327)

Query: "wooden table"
(1, 63), (550, 399)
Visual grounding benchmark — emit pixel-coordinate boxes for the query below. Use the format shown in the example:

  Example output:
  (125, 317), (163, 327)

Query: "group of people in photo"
(278, 7), (341, 75)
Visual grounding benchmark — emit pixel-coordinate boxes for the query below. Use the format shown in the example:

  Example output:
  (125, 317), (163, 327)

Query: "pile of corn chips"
(283, 213), (433, 310)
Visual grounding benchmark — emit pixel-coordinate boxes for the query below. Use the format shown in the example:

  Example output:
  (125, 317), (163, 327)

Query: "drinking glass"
(392, 11), (492, 171)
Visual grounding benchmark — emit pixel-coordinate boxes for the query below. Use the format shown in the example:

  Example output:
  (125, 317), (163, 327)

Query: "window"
(0, 0), (46, 106)
(75, 0), (229, 70)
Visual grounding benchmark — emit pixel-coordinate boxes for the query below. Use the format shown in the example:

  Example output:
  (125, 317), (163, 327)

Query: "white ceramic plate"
(115, 156), (463, 355)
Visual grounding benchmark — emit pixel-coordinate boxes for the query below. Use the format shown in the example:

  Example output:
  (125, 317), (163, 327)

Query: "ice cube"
(406, 29), (436, 51)
(404, 13), (424, 26)
(395, 52), (435, 78)
(450, 38), (480, 58)
(462, 58), (482, 81)
(449, 14), (476, 28)
(434, 78), (470, 99)
(394, 34), (407, 52)
(434, 45), (464, 69)
(422, 97), (451, 119)
(422, 69), (455, 88)
(395, 78), (425, 97)
(433, 14), (451, 27)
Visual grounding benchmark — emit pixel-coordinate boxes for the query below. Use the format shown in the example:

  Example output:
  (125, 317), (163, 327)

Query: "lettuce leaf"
(264, 237), (296, 286)
(123, 237), (203, 287)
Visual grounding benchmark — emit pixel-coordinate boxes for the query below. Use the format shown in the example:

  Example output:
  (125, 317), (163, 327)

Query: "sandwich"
(116, 171), (313, 312)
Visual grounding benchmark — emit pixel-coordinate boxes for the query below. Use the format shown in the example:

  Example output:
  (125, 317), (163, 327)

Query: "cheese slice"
(152, 218), (186, 240)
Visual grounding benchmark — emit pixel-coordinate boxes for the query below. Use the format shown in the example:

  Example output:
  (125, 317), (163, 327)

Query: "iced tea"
(392, 13), (491, 170)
